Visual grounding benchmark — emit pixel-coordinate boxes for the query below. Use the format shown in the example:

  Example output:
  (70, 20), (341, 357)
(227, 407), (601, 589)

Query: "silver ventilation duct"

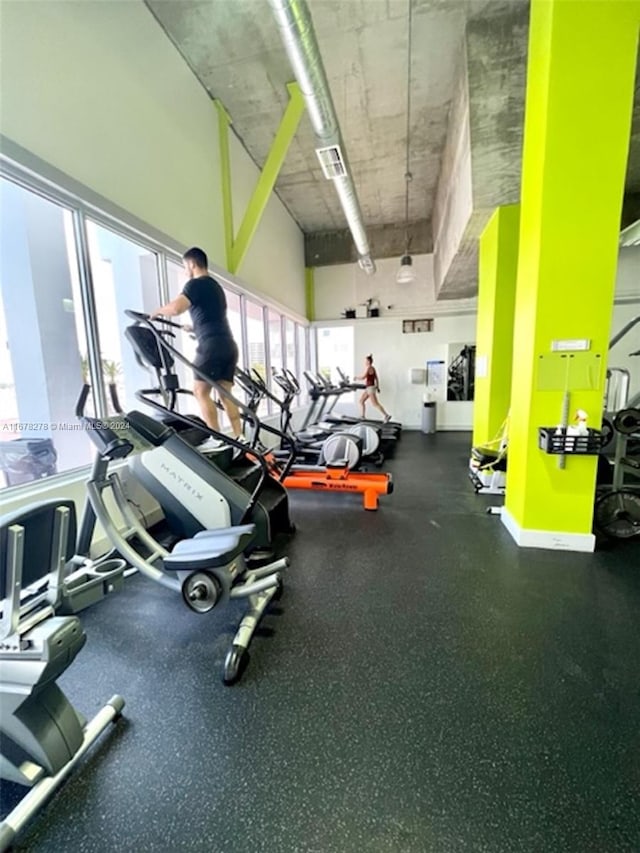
(267, 0), (376, 274)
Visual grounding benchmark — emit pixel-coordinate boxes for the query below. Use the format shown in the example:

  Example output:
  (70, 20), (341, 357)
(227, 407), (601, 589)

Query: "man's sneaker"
(200, 436), (225, 451)
(383, 414), (392, 423)
(235, 434), (250, 445)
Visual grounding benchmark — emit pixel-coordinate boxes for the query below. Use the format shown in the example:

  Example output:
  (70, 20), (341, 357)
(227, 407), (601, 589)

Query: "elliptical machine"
(237, 366), (381, 470)
(320, 367), (402, 437)
(230, 368), (394, 511)
(121, 312), (392, 510)
(301, 370), (400, 456)
(272, 367), (385, 466)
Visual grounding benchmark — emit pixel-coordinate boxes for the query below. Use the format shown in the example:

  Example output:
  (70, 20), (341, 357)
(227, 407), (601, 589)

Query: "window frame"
(0, 149), (310, 496)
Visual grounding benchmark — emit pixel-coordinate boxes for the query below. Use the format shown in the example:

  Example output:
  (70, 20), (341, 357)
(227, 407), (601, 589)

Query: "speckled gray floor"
(2, 432), (640, 852)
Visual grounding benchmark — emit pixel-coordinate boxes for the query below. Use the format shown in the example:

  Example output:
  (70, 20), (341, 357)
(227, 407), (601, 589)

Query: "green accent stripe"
(229, 82), (305, 274)
(305, 266), (315, 321)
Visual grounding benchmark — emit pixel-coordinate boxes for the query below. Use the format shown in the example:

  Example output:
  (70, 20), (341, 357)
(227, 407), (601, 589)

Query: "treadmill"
(305, 370), (402, 439)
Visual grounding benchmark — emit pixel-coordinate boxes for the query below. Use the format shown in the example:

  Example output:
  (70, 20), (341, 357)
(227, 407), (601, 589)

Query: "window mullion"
(239, 294), (249, 370)
(72, 211), (107, 418)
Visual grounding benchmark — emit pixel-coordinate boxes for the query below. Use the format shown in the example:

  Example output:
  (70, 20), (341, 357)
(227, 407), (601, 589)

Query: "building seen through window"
(0, 178), (93, 488)
(0, 173), (310, 491)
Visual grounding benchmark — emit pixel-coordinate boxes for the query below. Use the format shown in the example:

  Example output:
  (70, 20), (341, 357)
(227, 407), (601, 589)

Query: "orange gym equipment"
(282, 464), (393, 511)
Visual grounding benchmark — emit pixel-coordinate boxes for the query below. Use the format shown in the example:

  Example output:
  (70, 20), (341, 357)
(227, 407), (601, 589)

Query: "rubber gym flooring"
(2, 431), (639, 853)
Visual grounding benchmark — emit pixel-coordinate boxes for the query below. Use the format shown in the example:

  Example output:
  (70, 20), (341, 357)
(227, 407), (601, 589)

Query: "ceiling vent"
(315, 145), (347, 180)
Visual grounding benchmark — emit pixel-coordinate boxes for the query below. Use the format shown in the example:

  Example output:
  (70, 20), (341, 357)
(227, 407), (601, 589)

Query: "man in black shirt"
(151, 247), (243, 440)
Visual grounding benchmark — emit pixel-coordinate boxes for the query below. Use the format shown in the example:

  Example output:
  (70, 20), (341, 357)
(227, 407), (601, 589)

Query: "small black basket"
(538, 427), (602, 456)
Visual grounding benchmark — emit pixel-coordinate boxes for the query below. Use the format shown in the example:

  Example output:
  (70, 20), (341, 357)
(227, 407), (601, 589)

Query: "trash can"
(0, 438), (58, 487)
(421, 401), (437, 434)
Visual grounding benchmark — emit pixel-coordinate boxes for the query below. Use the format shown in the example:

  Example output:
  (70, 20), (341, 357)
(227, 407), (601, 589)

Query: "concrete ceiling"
(145, 0), (640, 289)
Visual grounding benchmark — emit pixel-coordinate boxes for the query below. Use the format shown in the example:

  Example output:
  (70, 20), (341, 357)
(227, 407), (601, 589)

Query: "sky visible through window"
(0, 175), (309, 490)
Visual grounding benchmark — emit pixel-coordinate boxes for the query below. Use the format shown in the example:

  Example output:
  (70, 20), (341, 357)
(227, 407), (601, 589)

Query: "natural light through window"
(0, 170), (310, 492)
(0, 177), (92, 487)
(86, 220), (160, 415)
(316, 326), (354, 388)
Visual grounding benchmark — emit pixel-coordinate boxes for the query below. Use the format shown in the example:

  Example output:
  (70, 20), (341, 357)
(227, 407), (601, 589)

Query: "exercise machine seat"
(163, 524), (256, 572)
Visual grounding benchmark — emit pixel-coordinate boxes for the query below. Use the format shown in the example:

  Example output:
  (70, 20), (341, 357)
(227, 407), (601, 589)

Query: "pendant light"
(397, 0), (416, 285)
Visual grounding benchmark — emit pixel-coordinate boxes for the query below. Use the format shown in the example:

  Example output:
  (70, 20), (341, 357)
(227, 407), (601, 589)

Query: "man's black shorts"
(193, 336), (238, 383)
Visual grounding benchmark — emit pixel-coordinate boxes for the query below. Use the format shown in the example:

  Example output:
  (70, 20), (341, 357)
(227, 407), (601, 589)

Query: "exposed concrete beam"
(466, 10), (529, 212)
(435, 9), (637, 299)
(431, 42), (473, 299)
(437, 211), (493, 300)
(304, 219), (432, 267)
(432, 7), (529, 300)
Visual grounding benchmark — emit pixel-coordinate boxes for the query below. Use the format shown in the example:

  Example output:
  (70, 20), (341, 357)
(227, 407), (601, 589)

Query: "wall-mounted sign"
(402, 318), (434, 333)
(551, 339), (591, 352)
(426, 360), (446, 387)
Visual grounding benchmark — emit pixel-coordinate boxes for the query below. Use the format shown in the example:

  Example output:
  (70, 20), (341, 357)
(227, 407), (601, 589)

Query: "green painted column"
(473, 204), (520, 448)
(305, 266), (315, 321)
(503, 0), (640, 550)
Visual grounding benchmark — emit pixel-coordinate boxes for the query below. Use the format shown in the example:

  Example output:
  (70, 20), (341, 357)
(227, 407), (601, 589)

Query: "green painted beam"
(305, 266), (315, 321)
(214, 98), (234, 270)
(229, 82), (305, 274)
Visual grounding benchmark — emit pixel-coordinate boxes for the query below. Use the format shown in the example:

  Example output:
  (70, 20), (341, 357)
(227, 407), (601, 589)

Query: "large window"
(245, 300), (268, 416)
(0, 177), (93, 488)
(86, 221), (160, 415)
(316, 326), (354, 391)
(0, 165), (309, 492)
(224, 288), (243, 358)
(245, 300), (266, 379)
(0, 292), (16, 436)
(215, 288), (243, 429)
(296, 323), (308, 402)
(268, 309), (283, 373)
(267, 309), (284, 412)
(284, 317), (296, 372)
(309, 323), (317, 376)
(166, 258), (199, 416)
(296, 323), (307, 377)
